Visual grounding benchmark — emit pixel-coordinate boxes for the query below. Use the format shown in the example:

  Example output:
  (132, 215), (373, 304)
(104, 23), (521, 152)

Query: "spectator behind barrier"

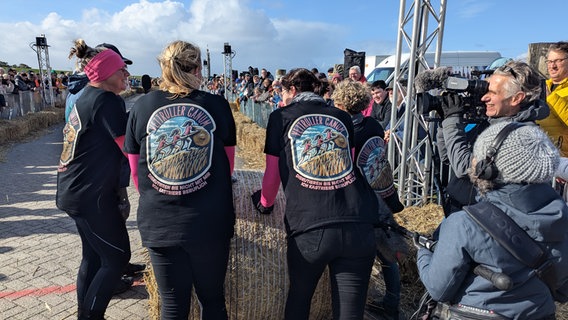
(14, 72), (31, 92)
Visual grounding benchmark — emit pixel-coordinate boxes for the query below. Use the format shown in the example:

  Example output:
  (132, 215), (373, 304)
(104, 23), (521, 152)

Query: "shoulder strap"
(463, 202), (546, 269)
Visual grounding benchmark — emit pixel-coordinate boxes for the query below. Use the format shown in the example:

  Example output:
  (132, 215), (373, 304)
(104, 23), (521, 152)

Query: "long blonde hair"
(68, 39), (103, 72)
(158, 41), (203, 99)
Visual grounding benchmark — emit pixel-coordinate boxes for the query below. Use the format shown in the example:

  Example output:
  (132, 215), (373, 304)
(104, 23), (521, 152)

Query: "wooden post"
(528, 42), (554, 78)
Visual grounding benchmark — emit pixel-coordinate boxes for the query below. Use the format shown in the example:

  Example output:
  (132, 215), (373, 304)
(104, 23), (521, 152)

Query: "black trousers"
(285, 223), (376, 320)
(148, 239), (231, 320)
(72, 211), (131, 319)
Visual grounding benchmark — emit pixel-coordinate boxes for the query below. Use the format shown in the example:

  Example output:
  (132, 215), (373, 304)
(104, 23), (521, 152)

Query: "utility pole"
(388, 0), (447, 206)
(30, 34), (55, 108)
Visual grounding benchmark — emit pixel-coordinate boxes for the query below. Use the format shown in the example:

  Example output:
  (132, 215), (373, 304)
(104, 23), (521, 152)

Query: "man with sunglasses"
(436, 60), (549, 215)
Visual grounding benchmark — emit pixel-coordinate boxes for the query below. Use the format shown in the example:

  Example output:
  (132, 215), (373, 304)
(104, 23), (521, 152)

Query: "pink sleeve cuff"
(260, 154), (280, 207)
(127, 153), (140, 191)
(224, 146), (235, 176)
(114, 135), (127, 157)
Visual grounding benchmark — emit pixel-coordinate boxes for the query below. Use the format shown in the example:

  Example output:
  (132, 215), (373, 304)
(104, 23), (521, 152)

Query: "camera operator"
(436, 60), (549, 215)
(417, 122), (568, 320)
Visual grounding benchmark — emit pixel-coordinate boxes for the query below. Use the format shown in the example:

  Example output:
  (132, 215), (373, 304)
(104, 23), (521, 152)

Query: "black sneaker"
(113, 276), (133, 295)
(124, 263), (146, 277)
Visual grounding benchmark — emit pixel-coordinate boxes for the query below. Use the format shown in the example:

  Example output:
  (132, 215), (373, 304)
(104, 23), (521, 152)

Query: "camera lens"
(468, 80), (489, 96)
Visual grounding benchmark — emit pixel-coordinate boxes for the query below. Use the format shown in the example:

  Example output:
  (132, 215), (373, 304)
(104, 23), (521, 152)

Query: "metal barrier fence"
(0, 90), (68, 120)
(227, 93), (274, 129)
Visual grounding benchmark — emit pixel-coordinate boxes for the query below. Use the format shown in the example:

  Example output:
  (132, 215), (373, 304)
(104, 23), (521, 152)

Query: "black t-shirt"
(264, 99), (378, 236)
(370, 99), (392, 129)
(124, 90), (236, 247)
(352, 116), (396, 195)
(56, 86), (127, 216)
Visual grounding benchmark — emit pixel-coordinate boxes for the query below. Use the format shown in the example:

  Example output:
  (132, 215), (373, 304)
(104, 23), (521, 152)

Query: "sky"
(0, 0), (566, 78)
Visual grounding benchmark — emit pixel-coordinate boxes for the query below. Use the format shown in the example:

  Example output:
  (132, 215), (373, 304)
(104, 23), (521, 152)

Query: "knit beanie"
(84, 49), (125, 83)
(472, 122), (559, 184)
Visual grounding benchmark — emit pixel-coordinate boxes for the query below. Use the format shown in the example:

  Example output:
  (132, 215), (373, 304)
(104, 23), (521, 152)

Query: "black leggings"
(148, 239), (231, 320)
(285, 223), (376, 320)
(72, 211), (131, 319)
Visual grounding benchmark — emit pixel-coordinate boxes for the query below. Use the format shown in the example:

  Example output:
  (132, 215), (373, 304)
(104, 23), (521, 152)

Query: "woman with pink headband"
(56, 39), (131, 320)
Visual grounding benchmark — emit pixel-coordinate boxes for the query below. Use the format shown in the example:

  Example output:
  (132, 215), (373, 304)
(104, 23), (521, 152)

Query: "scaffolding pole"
(223, 43), (233, 101)
(388, 0), (447, 206)
(205, 48), (211, 80)
(31, 34), (55, 108)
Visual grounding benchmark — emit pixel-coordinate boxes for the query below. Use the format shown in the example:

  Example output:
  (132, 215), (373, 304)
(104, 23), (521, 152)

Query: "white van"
(365, 51), (502, 84)
(364, 55), (390, 78)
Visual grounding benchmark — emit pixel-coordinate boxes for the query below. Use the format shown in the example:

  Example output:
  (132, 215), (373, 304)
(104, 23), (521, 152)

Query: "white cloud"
(0, 0), (369, 78)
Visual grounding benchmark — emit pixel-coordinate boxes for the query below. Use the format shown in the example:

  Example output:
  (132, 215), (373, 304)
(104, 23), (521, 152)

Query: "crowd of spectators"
(199, 65), (401, 151)
(0, 66), (69, 108)
(226, 65), (353, 112)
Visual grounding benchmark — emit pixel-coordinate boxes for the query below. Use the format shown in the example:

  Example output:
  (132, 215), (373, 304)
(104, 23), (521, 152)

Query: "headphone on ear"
(474, 122), (528, 180)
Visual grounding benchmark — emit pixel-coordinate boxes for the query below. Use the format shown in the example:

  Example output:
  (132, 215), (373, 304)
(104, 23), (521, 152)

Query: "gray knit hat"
(472, 122), (559, 184)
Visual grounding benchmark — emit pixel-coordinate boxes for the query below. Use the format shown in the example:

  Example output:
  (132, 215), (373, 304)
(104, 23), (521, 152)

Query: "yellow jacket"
(537, 77), (568, 156)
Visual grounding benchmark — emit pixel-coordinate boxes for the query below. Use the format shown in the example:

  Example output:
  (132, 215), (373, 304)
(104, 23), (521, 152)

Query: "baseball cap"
(96, 43), (133, 65)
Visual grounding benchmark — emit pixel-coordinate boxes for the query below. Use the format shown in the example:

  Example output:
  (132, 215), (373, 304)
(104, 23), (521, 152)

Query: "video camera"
(415, 67), (490, 122)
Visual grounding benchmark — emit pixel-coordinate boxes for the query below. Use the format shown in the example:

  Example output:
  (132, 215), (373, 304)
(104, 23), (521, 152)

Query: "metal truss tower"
(204, 48), (211, 80)
(388, 0), (447, 206)
(31, 34), (55, 108)
(223, 43), (233, 101)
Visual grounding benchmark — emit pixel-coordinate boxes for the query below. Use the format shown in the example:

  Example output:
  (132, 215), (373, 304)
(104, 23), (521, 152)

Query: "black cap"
(96, 43), (133, 65)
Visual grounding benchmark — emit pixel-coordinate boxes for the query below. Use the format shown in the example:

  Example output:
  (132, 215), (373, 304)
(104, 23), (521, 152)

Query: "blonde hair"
(331, 79), (371, 114)
(158, 41), (203, 99)
(68, 39), (103, 72)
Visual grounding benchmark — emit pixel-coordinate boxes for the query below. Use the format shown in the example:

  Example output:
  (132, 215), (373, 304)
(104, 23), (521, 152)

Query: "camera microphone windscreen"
(414, 67), (452, 93)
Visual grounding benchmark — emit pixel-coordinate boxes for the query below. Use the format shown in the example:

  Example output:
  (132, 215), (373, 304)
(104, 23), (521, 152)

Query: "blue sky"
(0, 0), (565, 77)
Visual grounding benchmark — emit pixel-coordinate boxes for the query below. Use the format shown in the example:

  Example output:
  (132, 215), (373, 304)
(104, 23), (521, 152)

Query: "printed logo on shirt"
(356, 136), (394, 194)
(145, 103), (215, 195)
(288, 114), (355, 190)
(58, 106), (81, 169)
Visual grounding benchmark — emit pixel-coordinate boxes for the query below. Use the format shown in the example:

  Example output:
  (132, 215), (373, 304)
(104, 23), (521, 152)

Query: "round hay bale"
(144, 169), (332, 319)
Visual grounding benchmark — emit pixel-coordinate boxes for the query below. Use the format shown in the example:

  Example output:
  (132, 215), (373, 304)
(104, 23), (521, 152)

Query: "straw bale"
(145, 169), (332, 320)
(367, 203), (444, 318)
(233, 111), (266, 170)
(229, 102), (239, 112)
(0, 107), (63, 145)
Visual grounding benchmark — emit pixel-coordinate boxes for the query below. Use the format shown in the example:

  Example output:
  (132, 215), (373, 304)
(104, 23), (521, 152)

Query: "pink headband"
(84, 49), (125, 83)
